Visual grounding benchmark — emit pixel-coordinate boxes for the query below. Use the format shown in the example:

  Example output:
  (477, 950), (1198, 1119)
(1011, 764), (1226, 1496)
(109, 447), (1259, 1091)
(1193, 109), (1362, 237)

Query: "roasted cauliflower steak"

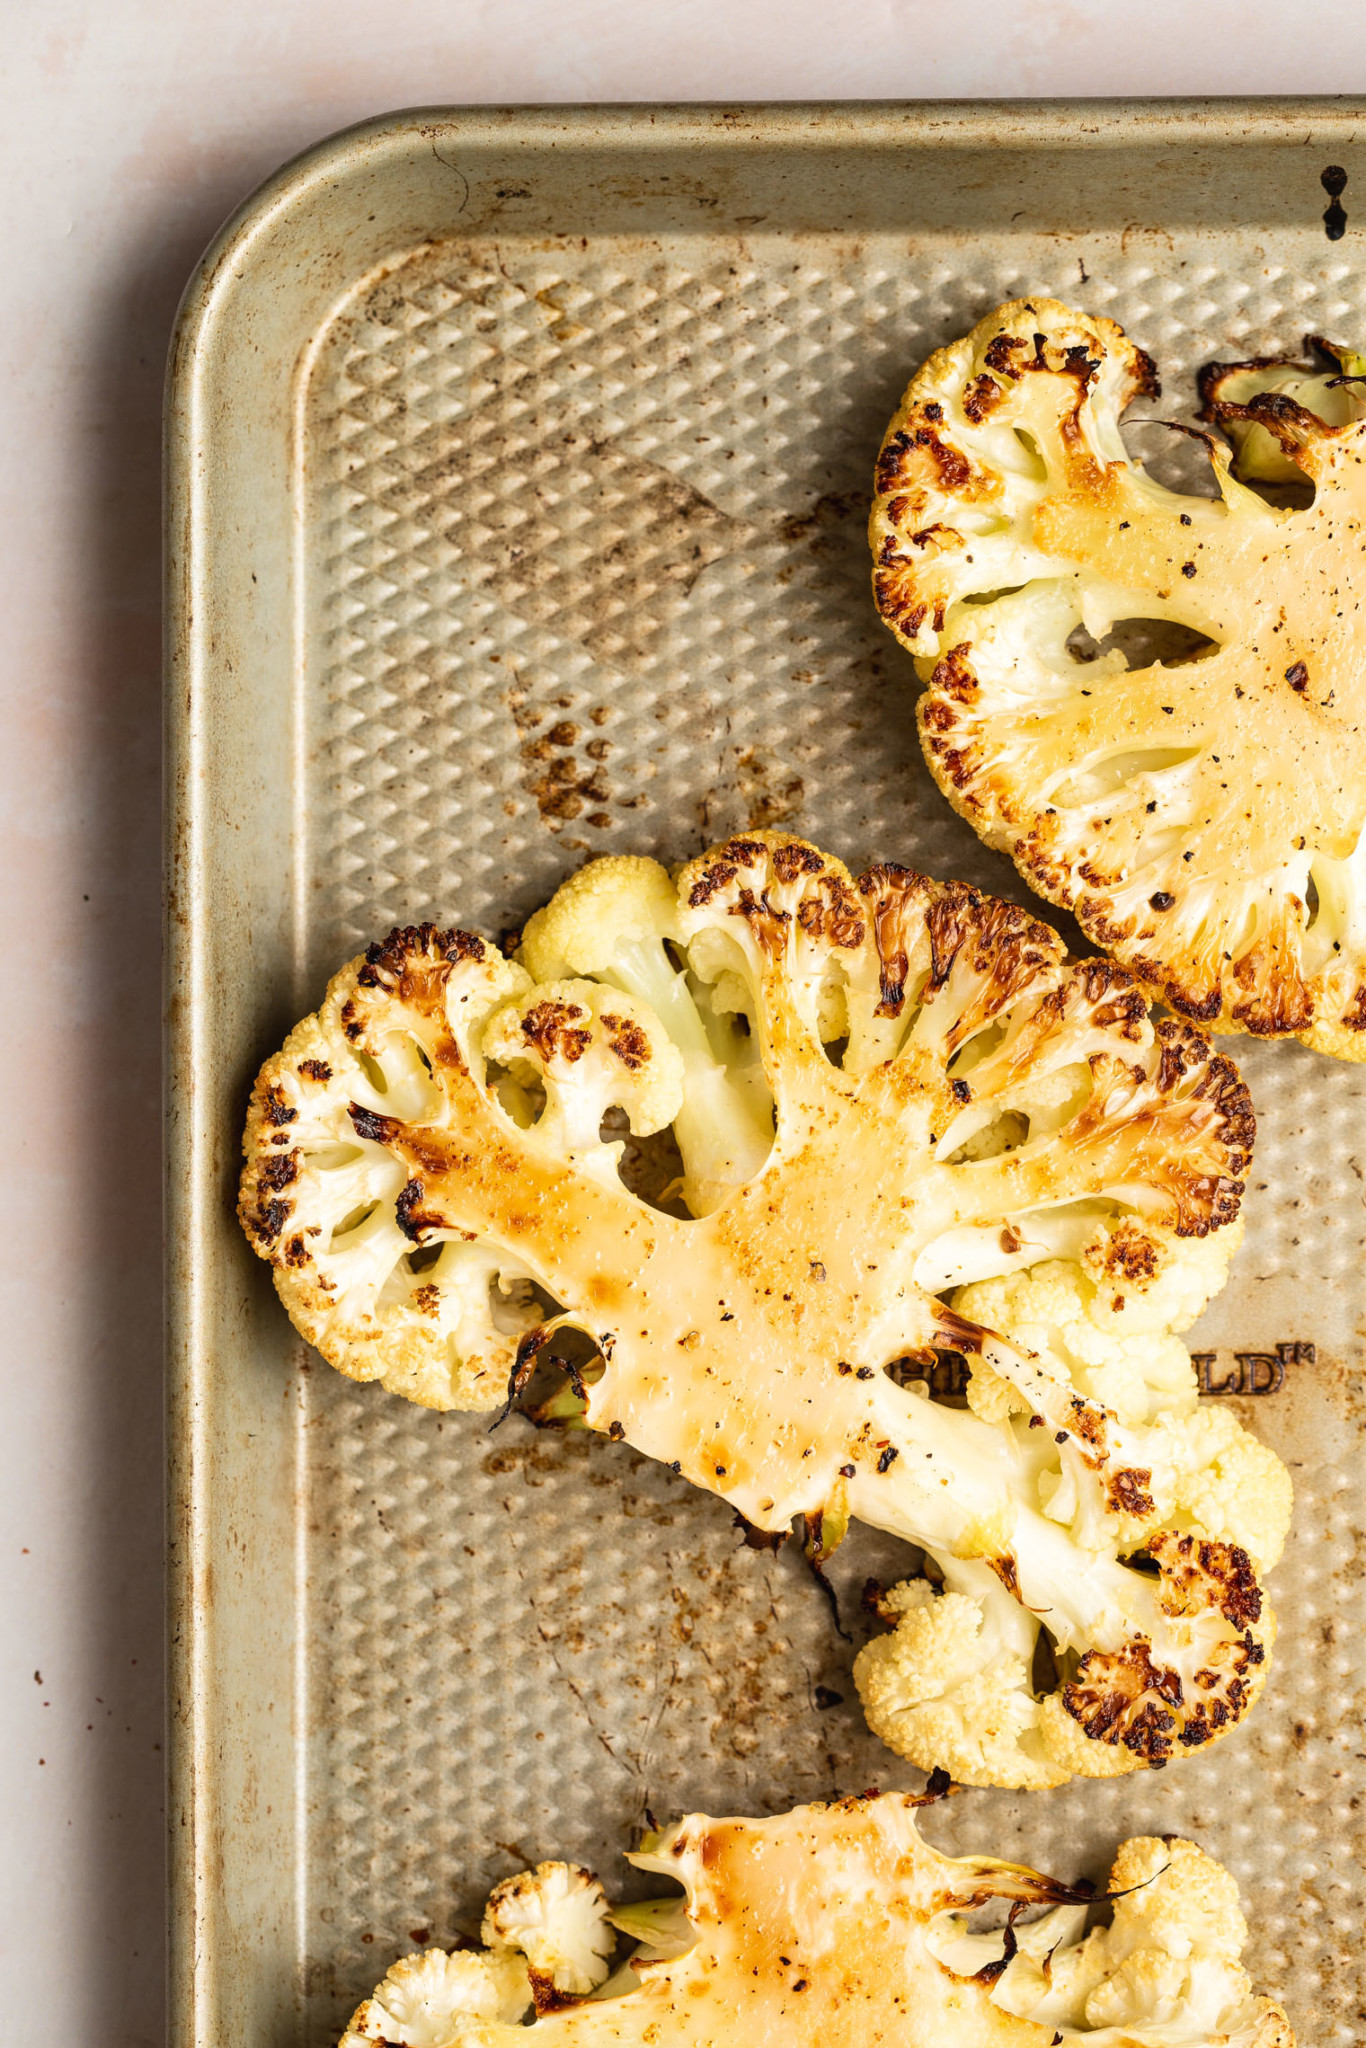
(241, 832), (1287, 1786)
(339, 1791), (1293, 2048)
(871, 297), (1366, 1054)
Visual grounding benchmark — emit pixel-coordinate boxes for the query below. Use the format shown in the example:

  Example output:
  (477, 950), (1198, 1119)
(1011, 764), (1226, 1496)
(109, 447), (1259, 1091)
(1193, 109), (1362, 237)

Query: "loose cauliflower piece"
(338, 1792), (1293, 2047)
(242, 833), (1287, 1784)
(870, 299), (1366, 1054)
(340, 1945), (532, 2044)
(482, 1862), (615, 1999)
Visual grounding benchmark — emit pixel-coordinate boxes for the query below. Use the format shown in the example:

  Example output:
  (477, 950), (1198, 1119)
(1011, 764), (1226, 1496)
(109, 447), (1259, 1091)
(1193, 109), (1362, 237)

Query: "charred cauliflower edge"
(338, 1789), (1293, 2048)
(870, 296), (1366, 1056)
(240, 832), (1289, 1788)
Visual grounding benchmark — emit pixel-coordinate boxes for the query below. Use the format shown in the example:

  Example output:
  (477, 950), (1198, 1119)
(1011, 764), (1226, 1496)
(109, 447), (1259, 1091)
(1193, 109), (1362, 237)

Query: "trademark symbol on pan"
(1191, 1341), (1315, 1396)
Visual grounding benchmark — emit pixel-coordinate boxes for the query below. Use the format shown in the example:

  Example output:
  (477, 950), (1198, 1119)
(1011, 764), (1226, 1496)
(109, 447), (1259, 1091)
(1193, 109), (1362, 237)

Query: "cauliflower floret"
(679, 839), (853, 1052)
(994, 1836), (1292, 2046)
(519, 852), (774, 1214)
(519, 854), (680, 985)
(1079, 1214), (1239, 1334)
(949, 1063), (1086, 1163)
(482, 981), (684, 1171)
(238, 928), (541, 1411)
(1155, 1403), (1293, 1574)
(956, 1254), (1202, 1428)
(950, 1246), (1291, 1576)
(871, 298), (1366, 1057)
(340, 1945), (530, 2044)
(246, 834), (1278, 1785)
(853, 1576), (1068, 1791)
(954, 1214), (1240, 1428)
(482, 1861), (615, 1997)
(339, 1797), (1293, 2047)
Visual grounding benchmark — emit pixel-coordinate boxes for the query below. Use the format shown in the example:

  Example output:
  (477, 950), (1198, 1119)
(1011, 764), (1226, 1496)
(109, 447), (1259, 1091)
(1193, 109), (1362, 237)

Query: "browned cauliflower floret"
(242, 833), (1283, 1785)
(340, 1944), (531, 2042)
(481, 1861), (615, 1999)
(870, 299), (1366, 1055)
(339, 1792), (1293, 2047)
(238, 929), (543, 1410)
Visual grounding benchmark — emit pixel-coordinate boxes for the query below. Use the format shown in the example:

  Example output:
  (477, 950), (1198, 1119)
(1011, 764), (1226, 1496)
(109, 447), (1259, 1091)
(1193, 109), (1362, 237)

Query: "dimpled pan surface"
(166, 102), (1366, 2047)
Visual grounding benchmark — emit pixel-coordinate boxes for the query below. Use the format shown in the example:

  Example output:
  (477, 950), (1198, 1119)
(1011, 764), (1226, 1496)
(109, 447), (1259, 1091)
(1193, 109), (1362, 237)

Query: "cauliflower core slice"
(870, 298), (1366, 1053)
(338, 1792), (1293, 2047)
(241, 834), (1285, 1785)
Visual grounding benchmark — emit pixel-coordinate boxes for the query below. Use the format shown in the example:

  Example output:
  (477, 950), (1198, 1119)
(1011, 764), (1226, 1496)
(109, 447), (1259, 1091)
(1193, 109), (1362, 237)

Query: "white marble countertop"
(3, 5), (1364, 2043)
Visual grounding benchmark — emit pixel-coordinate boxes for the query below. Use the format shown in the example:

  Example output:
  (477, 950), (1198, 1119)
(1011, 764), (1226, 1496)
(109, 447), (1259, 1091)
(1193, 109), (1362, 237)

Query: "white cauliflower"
(340, 1945), (531, 2044)
(871, 299), (1366, 1056)
(238, 929), (543, 1410)
(955, 1233), (1231, 1429)
(242, 833), (1286, 1785)
(854, 1238), (1289, 1788)
(949, 1255), (1290, 1568)
(942, 1835), (1293, 2048)
(340, 1862), (611, 2046)
(481, 1862), (615, 1998)
(852, 1575), (1062, 1789)
(338, 1793), (1293, 2047)
(481, 981), (684, 1178)
(518, 853), (775, 1214)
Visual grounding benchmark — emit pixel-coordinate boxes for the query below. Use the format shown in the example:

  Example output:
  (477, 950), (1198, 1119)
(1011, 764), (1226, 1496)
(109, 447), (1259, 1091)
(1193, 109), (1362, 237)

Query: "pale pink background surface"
(4, 6), (1366, 2043)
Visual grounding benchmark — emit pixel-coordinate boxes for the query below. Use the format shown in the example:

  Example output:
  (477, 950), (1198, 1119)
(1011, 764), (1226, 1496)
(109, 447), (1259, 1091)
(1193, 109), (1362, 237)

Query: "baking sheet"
(166, 102), (1366, 2046)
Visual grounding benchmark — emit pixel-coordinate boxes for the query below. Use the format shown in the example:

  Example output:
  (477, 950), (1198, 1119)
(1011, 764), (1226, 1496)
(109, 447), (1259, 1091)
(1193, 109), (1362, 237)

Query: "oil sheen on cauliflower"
(870, 300), (1366, 1056)
(338, 1791), (1293, 2047)
(240, 832), (1286, 1786)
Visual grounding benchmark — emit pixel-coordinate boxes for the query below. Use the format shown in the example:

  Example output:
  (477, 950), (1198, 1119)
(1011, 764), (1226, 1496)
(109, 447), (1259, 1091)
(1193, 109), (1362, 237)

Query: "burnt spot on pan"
(505, 685), (643, 835)
(472, 426), (741, 670)
(1322, 165), (1348, 242)
(511, 692), (613, 827)
(697, 743), (806, 839)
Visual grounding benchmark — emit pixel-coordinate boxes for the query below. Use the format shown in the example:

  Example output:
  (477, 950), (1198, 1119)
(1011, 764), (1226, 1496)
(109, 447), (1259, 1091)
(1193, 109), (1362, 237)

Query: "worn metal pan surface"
(166, 101), (1366, 2047)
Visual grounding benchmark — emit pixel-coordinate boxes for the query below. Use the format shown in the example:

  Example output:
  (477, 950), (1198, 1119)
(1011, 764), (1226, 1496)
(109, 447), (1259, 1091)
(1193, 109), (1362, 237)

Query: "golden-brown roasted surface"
(870, 298), (1366, 1055)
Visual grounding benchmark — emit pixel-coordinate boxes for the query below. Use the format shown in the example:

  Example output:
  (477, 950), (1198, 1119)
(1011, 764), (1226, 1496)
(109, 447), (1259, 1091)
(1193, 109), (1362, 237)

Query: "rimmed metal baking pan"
(167, 101), (1366, 2046)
